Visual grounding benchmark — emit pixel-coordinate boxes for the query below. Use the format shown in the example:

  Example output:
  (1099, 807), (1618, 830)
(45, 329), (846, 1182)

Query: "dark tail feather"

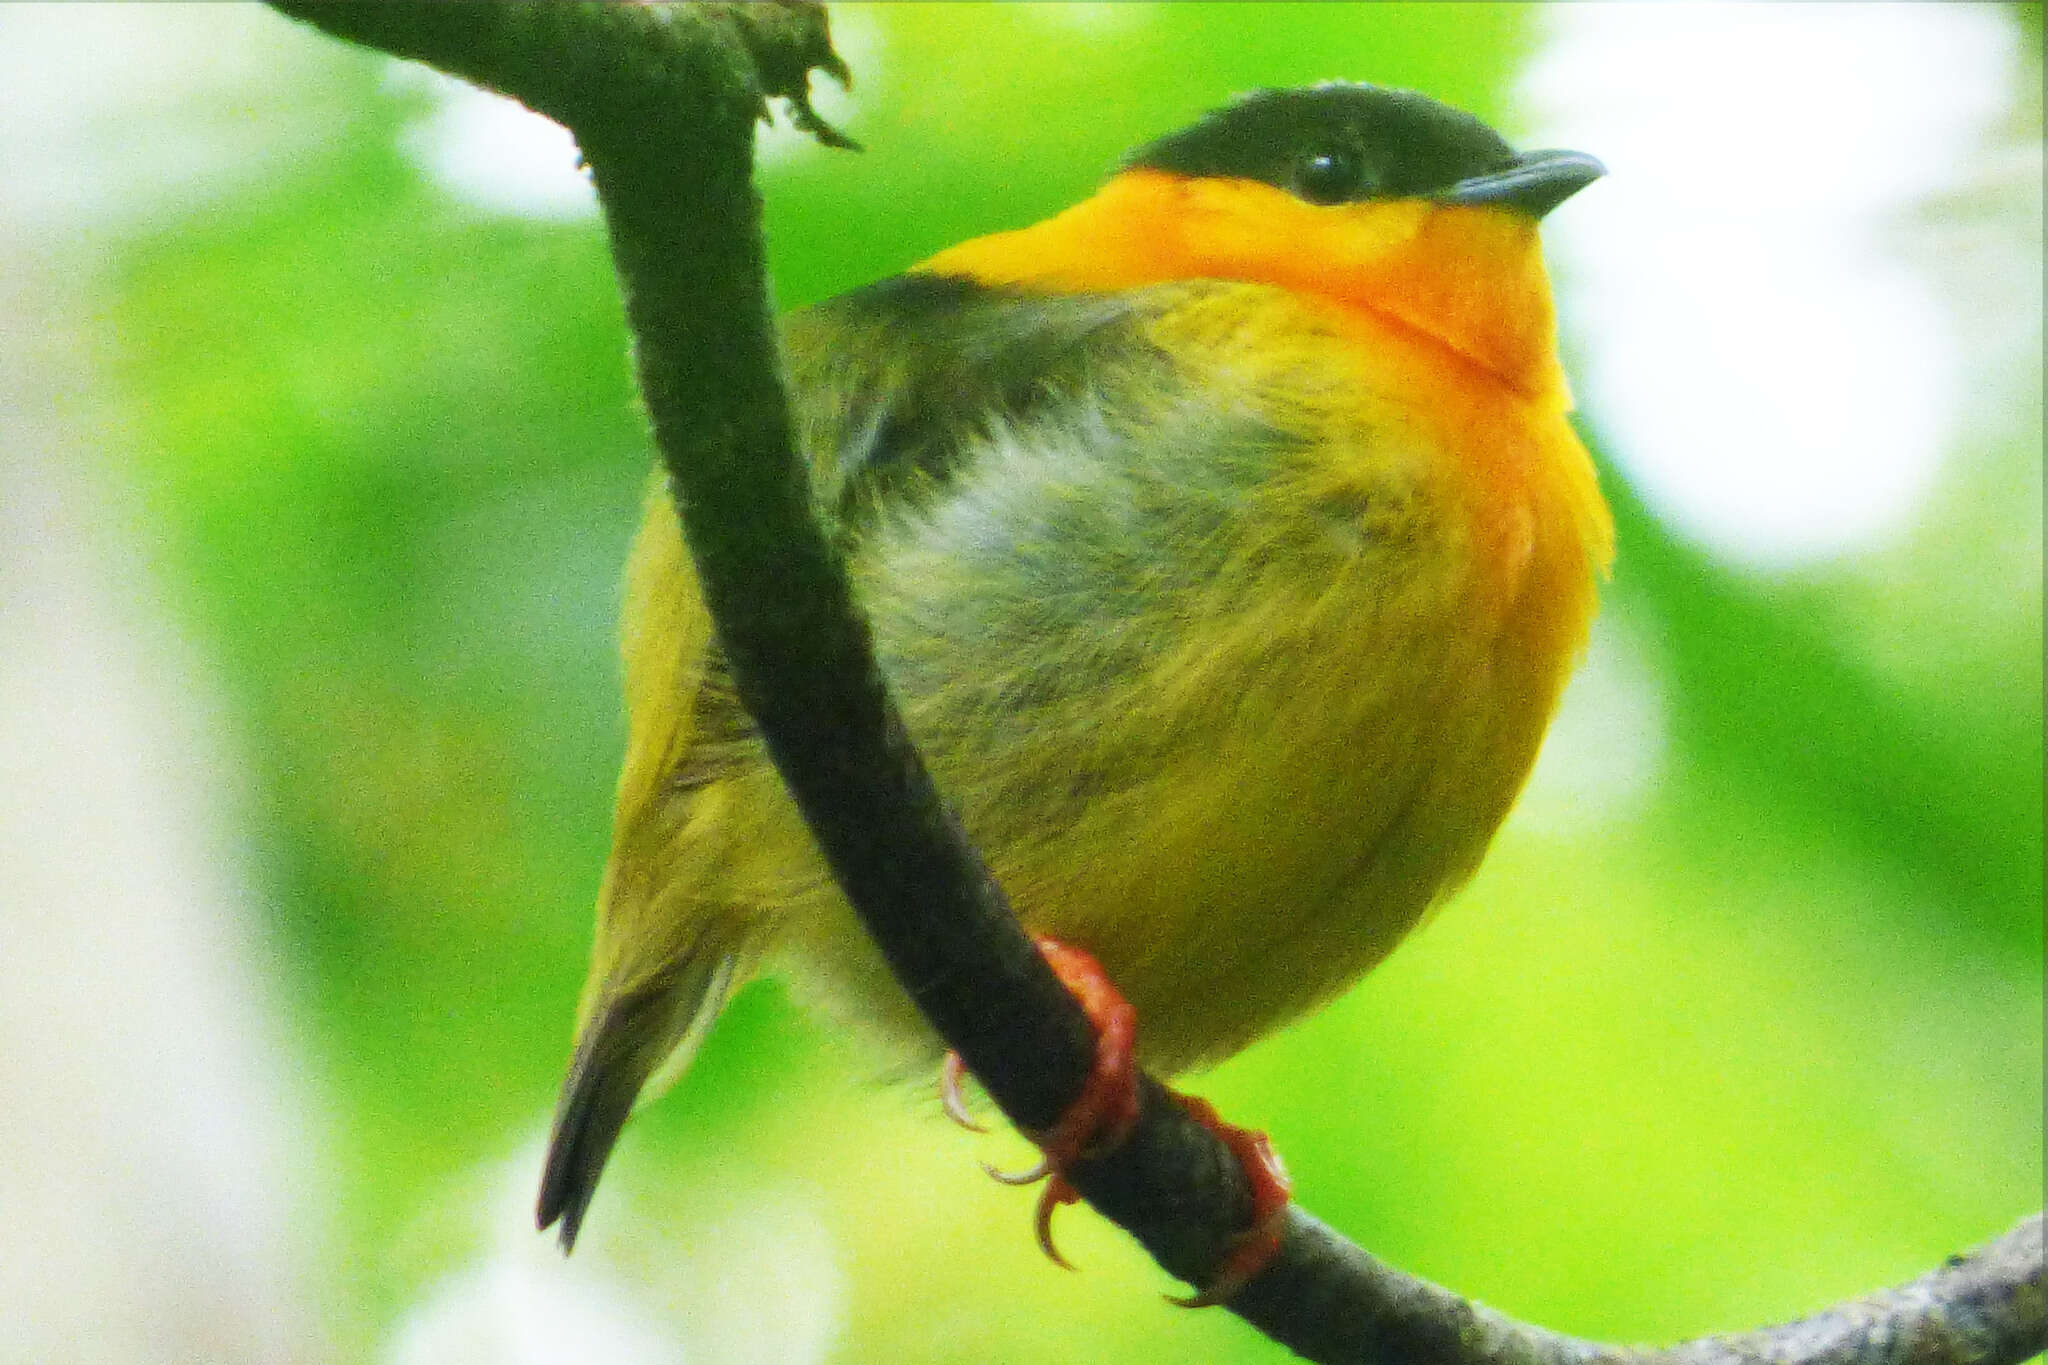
(536, 950), (738, 1251)
(536, 1006), (653, 1252)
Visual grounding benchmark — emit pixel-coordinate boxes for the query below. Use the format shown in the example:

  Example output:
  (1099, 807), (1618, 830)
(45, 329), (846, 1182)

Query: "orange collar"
(917, 169), (1567, 401)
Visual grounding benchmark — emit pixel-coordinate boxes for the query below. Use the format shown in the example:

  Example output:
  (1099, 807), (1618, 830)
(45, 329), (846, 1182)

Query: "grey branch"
(260, 5), (2048, 1363)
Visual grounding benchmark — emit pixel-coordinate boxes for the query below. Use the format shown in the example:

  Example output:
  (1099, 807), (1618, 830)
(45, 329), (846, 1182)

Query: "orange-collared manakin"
(538, 82), (1611, 1253)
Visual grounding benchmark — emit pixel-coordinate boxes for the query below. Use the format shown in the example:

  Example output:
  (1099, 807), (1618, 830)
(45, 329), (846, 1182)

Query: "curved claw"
(939, 1051), (986, 1133)
(957, 939), (1155, 1278)
(1164, 1201), (1288, 1308)
(1034, 1176), (1082, 1270)
(981, 1156), (1051, 1187)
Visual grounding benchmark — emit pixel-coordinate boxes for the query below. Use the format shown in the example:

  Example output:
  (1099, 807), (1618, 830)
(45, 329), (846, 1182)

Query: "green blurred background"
(0, 4), (2038, 1362)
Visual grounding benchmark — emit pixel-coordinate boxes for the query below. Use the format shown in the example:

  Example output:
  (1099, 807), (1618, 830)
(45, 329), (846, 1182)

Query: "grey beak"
(1439, 149), (1605, 219)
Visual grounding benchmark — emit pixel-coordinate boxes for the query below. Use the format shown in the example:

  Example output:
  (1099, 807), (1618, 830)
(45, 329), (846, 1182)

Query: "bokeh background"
(1, 4), (2039, 1362)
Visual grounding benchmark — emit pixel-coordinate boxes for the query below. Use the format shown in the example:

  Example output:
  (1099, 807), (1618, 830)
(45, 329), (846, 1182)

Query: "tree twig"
(261, 5), (2048, 1363)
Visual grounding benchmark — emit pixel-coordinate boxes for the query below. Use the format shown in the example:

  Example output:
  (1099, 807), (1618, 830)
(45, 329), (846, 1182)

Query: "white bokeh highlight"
(387, 1144), (846, 1365)
(1509, 610), (1669, 837)
(390, 64), (599, 221)
(390, 1257), (688, 1365)
(2, 266), (327, 1365)
(1520, 4), (2019, 569)
(0, 4), (333, 232)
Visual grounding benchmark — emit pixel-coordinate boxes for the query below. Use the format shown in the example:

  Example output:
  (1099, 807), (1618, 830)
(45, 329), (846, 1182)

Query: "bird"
(537, 81), (1612, 1277)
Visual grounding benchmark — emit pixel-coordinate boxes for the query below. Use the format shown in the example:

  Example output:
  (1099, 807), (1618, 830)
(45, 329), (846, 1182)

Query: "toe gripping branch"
(941, 938), (1293, 1307)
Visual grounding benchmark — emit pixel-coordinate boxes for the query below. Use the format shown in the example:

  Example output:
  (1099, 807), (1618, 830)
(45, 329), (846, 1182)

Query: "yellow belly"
(723, 285), (1610, 1074)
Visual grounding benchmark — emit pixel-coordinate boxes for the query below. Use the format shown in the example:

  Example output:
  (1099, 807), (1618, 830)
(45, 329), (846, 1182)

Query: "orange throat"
(917, 168), (1569, 401)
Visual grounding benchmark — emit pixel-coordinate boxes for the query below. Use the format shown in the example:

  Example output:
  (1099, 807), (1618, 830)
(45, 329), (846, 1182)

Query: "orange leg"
(945, 937), (1293, 1304)
(1162, 1093), (1292, 1308)
(1025, 939), (1141, 1168)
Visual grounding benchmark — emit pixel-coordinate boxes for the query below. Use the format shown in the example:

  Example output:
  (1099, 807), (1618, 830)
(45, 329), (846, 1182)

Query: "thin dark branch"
(1236, 1211), (2044, 1365)
(261, 6), (2047, 1364)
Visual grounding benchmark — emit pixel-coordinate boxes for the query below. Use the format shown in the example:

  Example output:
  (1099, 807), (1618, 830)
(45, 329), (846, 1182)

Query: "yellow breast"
(605, 179), (1612, 1076)
(756, 277), (1609, 1074)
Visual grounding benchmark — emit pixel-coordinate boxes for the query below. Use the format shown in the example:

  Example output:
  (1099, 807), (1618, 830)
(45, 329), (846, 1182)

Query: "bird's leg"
(1023, 938), (1142, 1165)
(1161, 1093), (1291, 1308)
(941, 936), (1138, 1254)
(1004, 937), (1140, 1271)
(943, 937), (1292, 1302)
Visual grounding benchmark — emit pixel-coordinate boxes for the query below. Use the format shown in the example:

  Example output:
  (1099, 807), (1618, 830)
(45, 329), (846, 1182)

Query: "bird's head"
(922, 82), (1602, 396)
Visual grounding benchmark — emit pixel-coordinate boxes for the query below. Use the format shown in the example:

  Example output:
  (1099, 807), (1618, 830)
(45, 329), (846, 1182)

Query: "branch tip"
(713, 0), (860, 150)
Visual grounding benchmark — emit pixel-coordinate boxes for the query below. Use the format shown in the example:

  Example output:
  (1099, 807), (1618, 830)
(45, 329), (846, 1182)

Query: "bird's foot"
(942, 938), (1291, 1302)
(938, 938), (1134, 1160)
(1022, 938), (1142, 1168)
(1161, 1092), (1291, 1307)
(1012, 938), (1140, 1271)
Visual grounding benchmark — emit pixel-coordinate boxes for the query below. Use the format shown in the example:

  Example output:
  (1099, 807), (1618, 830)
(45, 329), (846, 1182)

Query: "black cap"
(1125, 83), (1602, 219)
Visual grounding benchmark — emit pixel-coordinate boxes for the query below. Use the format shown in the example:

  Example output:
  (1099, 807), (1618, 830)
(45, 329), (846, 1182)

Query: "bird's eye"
(1294, 147), (1364, 205)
